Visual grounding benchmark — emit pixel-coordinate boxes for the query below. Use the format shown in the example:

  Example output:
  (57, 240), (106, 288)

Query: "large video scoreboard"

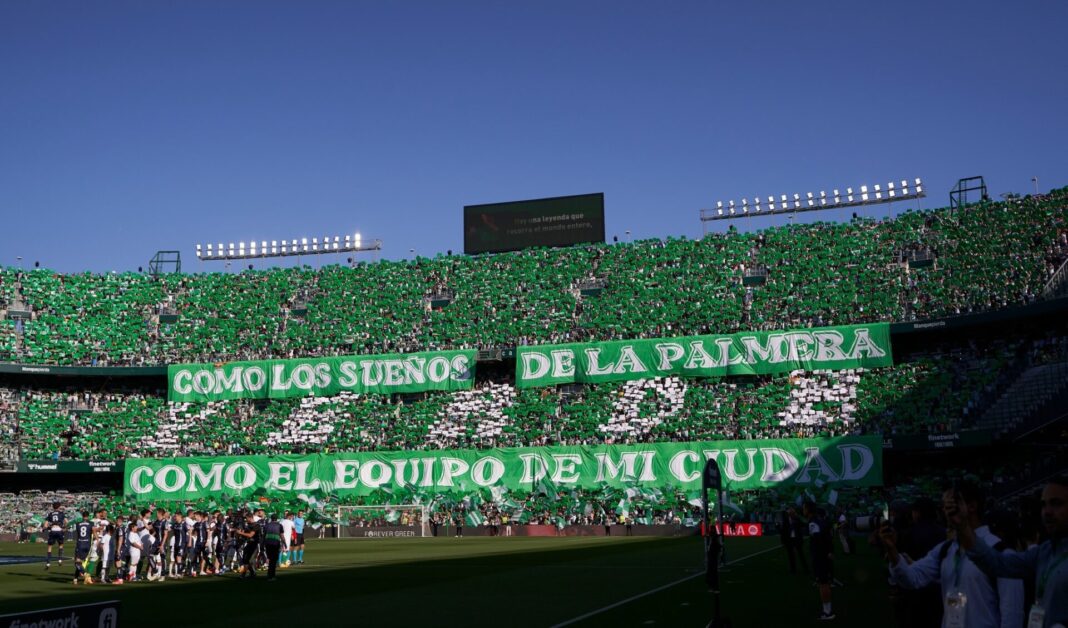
(463, 193), (605, 255)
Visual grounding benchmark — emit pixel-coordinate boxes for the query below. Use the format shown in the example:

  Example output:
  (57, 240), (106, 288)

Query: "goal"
(336, 504), (430, 538)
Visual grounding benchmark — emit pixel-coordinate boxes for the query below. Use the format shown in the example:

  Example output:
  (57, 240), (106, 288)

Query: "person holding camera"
(880, 482), (1024, 628)
(950, 476), (1068, 628)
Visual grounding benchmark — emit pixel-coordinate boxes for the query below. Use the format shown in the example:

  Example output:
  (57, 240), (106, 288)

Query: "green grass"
(0, 537), (893, 627)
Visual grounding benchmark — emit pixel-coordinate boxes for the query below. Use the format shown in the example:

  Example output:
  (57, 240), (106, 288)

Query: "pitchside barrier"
(338, 524), (765, 538)
(0, 600), (120, 628)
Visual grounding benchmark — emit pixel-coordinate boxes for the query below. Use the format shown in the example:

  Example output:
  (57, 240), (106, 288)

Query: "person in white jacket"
(126, 522), (144, 583)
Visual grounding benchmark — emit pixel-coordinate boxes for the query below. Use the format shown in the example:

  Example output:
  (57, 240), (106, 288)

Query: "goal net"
(336, 504), (430, 538)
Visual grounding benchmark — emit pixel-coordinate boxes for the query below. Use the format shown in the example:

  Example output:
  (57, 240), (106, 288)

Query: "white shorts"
(128, 549), (141, 570)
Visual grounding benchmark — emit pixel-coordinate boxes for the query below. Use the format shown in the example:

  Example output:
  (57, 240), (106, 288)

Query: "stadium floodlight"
(198, 231), (380, 261)
(700, 176), (926, 223)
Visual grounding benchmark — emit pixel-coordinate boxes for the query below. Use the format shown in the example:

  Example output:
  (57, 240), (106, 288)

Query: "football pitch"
(0, 536), (892, 627)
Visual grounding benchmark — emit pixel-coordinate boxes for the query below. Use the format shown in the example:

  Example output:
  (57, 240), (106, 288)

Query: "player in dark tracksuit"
(213, 513), (228, 573)
(114, 517), (129, 582)
(72, 513), (94, 584)
(178, 513), (192, 577)
(151, 509), (169, 578)
(193, 513), (209, 576)
(44, 502), (66, 569)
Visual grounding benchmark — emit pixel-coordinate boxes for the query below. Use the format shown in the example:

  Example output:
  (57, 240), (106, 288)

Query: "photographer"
(895, 498), (945, 628)
(951, 477), (1068, 628)
(881, 482), (1024, 628)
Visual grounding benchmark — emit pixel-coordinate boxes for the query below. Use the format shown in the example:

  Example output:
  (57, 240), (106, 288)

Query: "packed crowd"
(0, 331), (1044, 462)
(0, 189), (1065, 367)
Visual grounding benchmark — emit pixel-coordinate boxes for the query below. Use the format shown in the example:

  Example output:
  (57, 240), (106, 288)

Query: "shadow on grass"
(0, 537), (708, 626)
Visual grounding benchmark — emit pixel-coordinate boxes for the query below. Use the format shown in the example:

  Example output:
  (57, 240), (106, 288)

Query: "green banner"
(168, 349), (476, 402)
(124, 436), (882, 502)
(516, 323), (892, 388)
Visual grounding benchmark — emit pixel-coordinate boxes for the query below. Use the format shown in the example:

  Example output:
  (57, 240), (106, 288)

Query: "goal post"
(336, 504), (430, 538)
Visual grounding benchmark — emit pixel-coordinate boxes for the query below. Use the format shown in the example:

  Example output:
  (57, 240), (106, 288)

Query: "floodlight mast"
(700, 178), (926, 225)
(702, 458), (728, 627)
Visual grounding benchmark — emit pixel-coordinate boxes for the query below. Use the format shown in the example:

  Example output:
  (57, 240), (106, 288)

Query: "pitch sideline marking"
(549, 544), (783, 628)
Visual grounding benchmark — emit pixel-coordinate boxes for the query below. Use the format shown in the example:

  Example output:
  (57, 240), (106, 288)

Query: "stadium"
(2, 3), (1068, 628)
(0, 181), (1065, 626)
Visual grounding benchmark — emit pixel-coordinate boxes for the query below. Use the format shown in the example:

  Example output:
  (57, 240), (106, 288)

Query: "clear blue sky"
(2, 1), (1066, 273)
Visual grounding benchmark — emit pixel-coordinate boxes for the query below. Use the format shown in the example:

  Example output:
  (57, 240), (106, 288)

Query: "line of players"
(43, 502), (308, 584)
